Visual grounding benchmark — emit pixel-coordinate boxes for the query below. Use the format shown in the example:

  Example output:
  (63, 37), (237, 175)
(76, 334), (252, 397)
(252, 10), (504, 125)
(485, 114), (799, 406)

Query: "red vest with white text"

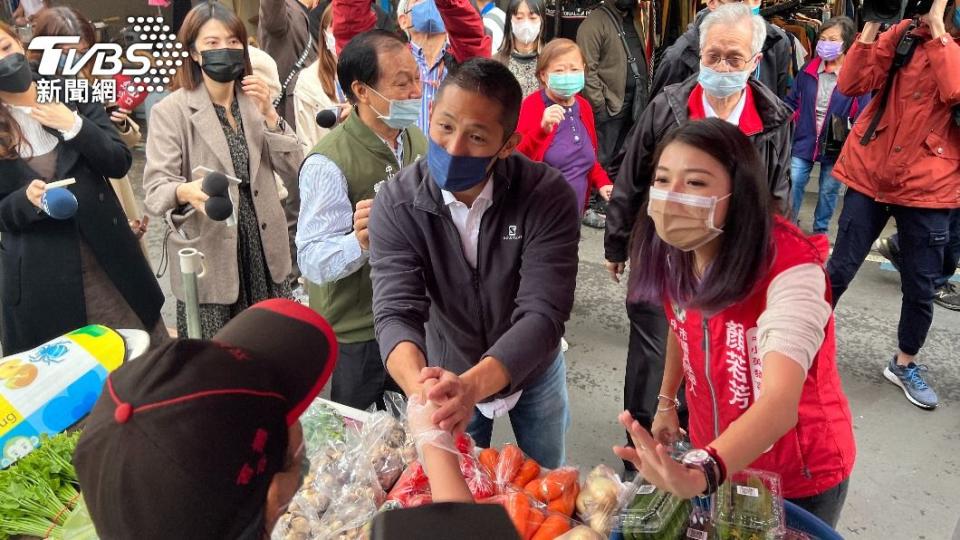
(663, 217), (856, 498)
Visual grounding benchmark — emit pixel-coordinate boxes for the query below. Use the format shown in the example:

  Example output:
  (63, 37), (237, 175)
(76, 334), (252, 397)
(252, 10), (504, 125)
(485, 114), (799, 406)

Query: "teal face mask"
(954, 6), (960, 29)
(367, 85), (422, 129)
(547, 72), (585, 98)
(751, 5), (761, 14)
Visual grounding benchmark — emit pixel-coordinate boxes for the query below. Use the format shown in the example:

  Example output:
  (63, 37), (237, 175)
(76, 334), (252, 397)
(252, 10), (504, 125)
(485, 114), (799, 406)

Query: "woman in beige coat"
(143, 3), (303, 338)
(293, 4), (348, 153)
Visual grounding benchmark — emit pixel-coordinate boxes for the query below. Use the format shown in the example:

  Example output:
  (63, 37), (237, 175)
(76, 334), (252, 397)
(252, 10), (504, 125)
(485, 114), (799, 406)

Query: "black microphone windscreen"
(202, 171), (230, 197)
(205, 195), (233, 221)
(316, 108), (339, 129)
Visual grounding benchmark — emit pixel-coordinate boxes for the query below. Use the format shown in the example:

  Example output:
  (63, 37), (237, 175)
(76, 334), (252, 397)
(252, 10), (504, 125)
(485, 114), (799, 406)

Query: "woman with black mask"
(143, 2), (304, 339)
(0, 22), (166, 354)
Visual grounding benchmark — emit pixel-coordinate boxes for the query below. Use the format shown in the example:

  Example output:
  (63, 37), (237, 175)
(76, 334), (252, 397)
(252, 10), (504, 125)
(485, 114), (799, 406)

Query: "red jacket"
(516, 91), (611, 207)
(663, 218), (856, 499)
(333, 0), (491, 61)
(833, 21), (960, 209)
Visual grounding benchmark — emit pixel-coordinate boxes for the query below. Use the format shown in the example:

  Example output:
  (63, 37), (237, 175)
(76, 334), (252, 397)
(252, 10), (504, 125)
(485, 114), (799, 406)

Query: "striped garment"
(410, 41), (449, 133)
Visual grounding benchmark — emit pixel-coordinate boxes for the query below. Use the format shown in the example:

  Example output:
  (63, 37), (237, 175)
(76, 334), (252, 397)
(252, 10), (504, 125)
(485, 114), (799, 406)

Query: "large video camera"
(862, 0), (934, 23)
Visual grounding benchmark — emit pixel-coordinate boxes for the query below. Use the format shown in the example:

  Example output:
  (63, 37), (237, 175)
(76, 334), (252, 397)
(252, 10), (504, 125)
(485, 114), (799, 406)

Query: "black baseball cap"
(74, 299), (338, 539)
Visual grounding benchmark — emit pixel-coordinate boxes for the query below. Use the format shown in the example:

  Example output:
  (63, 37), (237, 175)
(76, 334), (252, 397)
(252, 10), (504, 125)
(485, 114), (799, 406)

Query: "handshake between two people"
(406, 366), (479, 503)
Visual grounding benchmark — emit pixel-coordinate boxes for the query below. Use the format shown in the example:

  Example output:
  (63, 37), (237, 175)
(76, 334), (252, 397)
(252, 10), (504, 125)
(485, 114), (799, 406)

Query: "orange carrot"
(540, 468), (578, 501)
(512, 458), (541, 487)
(524, 478), (545, 502)
(498, 444), (524, 484)
(530, 515), (571, 540)
(524, 508), (545, 540)
(478, 448), (499, 477)
(546, 484), (578, 516)
(504, 491), (530, 535)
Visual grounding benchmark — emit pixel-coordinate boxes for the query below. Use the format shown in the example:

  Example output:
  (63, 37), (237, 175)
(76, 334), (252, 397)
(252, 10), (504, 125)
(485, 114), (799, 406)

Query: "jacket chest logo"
(502, 225), (523, 241)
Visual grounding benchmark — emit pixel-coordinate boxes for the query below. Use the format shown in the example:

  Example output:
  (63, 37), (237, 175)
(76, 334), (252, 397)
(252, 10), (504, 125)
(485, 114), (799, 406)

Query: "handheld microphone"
(316, 108), (341, 129)
(202, 171), (230, 197)
(41, 187), (79, 220)
(204, 195), (234, 221)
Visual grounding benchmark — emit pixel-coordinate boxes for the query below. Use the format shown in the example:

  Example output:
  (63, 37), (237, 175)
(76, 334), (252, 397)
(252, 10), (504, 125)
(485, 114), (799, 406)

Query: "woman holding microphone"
(615, 119), (855, 526)
(143, 2), (304, 339)
(0, 22), (164, 354)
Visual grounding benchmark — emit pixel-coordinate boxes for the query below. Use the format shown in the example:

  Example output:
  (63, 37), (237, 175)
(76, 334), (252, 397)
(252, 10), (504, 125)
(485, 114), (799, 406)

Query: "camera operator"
(827, 0), (960, 411)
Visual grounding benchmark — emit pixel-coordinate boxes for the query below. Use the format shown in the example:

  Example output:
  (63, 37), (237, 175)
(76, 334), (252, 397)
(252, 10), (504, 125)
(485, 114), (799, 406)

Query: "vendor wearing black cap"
(73, 299), (338, 539)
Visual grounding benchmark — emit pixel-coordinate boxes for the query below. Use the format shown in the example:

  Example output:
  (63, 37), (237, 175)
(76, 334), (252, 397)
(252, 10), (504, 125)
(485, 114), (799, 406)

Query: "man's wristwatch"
(681, 449), (720, 496)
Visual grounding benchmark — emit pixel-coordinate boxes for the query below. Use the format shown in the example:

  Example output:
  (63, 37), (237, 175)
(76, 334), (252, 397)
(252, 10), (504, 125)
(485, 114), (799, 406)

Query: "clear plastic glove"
(407, 383), (458, 471)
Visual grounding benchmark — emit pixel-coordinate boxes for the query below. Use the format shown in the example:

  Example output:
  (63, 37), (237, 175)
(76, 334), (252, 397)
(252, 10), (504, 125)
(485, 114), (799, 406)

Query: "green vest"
(306, 114), (427, 343)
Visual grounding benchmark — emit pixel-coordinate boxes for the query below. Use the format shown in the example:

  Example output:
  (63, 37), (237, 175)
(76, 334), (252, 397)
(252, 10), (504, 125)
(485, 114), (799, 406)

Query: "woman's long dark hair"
(0, 22), (30, 160)
(316, 4), (338, 101)
(173, 1), (253, 91)
(627, 118), (774, 314)
(496, 0), (545, 63)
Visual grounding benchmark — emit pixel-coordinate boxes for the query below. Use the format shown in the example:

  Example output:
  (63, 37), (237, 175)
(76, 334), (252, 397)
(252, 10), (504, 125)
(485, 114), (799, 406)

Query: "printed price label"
(686, 528), (708, 540)
(637, 484), (656, 495)
(736, 485), (760, 497)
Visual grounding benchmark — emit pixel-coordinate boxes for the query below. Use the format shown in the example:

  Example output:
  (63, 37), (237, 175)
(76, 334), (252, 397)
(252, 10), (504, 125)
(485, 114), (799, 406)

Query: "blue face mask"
(367, 85), (422, 129)
(751, 5), (761, 15)
(547, 72), (585, 97)
(954, 6), (960, 29)
(698, 64), (751, 98)
(410, 0), (446, 34)
(427, 136), (500, 192)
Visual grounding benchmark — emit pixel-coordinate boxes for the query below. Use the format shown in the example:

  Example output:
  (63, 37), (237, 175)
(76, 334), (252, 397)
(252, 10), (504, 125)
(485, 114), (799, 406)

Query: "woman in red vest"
(615, 119), (855, 526)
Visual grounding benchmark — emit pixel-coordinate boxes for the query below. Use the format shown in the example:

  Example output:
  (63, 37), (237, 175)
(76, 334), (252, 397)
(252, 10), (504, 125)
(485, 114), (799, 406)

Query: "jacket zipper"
(438, 207), (489, 352)
(702, 317), (721, 439)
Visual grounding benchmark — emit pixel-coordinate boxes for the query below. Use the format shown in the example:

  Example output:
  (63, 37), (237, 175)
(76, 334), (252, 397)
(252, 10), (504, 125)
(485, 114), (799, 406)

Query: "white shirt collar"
(703, 90), (748, 126)
(441, 177), (494, 208)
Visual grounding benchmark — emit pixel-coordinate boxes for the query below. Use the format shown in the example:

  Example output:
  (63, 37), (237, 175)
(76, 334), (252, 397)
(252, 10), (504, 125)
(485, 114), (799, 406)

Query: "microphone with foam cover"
(41, 187), (78, 220)
(202, 171), (230, 197)
(316, 108), (340, 129)
(204, 195), (234, 222)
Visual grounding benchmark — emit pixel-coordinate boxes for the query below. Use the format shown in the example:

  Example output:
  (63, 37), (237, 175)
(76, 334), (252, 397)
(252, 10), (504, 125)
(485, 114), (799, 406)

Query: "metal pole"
(178, 248), (205, 339)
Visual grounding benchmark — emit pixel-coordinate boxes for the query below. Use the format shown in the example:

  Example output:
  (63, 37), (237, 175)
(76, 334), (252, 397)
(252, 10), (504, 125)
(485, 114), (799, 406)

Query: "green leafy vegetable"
(0, 431), (82, 540)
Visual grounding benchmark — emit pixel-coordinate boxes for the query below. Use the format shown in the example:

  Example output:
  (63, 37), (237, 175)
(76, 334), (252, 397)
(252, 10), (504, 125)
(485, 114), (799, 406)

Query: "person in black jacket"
(368, 58), (580, 468)
(0, 23), (165, 355)
(602, 3), (792, 473)
(651, 0), (794, 100)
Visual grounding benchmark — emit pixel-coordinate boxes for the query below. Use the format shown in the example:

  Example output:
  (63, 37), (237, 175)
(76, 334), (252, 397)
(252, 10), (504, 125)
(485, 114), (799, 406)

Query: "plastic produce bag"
(556, 525), (605, 540)
(713, 468), (785, 540)
(360, 409), (413, 491)
(575, 464), (630, 535)
(480, 491), (581, 540)
(59, 497), (98, 540)
(299, 400), (345, 454)
(523, 467), (580, 517)
(610, 479), (691, 540)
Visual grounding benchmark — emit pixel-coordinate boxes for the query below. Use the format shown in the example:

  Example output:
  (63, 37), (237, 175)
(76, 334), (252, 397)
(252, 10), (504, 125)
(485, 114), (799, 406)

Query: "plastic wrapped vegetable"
(713, 469), (785, 540)
(575, 465), (628, 535)
(360, 410), (410, 491)
(611, 480), (691, 540)
(299, 400), (345, 453)
(480, 492), (580, 540)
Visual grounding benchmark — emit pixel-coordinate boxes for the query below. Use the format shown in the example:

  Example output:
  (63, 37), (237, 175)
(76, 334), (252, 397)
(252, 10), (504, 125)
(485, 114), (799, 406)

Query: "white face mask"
(324, 29), (336, 56)
(511, 19), (541, 44)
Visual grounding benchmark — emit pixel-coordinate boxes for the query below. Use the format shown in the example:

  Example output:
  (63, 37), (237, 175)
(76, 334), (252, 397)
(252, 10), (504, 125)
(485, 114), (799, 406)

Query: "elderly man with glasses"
(600, 1), (793, 476)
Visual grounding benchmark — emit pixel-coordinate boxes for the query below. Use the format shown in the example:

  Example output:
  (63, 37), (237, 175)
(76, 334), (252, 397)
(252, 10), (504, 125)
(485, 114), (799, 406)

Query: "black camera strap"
(860, 21), (920, 145)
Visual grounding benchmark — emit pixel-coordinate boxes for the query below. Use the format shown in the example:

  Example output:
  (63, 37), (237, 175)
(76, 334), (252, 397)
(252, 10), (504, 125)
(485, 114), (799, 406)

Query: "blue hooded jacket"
(784, 56), (871, 163)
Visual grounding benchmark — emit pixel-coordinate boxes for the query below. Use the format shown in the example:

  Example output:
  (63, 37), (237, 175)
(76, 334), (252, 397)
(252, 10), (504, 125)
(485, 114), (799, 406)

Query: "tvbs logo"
(28, 16), (187, 93)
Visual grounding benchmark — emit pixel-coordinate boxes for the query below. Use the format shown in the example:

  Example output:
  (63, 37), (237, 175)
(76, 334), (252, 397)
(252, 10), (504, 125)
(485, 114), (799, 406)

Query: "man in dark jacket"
(577, 0), (650, 170)
(603, 2), (793, 471)
(651, 0), (794, 100)
(368, 59), (580, 468)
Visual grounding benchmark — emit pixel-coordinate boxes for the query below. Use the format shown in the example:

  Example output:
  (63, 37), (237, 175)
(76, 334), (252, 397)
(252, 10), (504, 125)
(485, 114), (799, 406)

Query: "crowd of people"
(0, 0), (958, 536)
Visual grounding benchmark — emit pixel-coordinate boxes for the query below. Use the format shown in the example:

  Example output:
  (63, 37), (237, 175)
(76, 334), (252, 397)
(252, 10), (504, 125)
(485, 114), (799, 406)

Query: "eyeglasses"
(701, 52), (754, 70)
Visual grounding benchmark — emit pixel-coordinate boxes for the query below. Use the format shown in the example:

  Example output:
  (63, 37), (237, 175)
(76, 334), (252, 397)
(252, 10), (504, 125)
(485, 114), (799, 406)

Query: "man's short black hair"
(337, 29), (408, 103)
(436, 58), (523, 136)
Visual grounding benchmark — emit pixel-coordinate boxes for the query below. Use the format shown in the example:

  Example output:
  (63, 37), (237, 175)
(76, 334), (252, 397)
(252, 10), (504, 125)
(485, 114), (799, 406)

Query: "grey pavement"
(129, 145), (960, 539)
